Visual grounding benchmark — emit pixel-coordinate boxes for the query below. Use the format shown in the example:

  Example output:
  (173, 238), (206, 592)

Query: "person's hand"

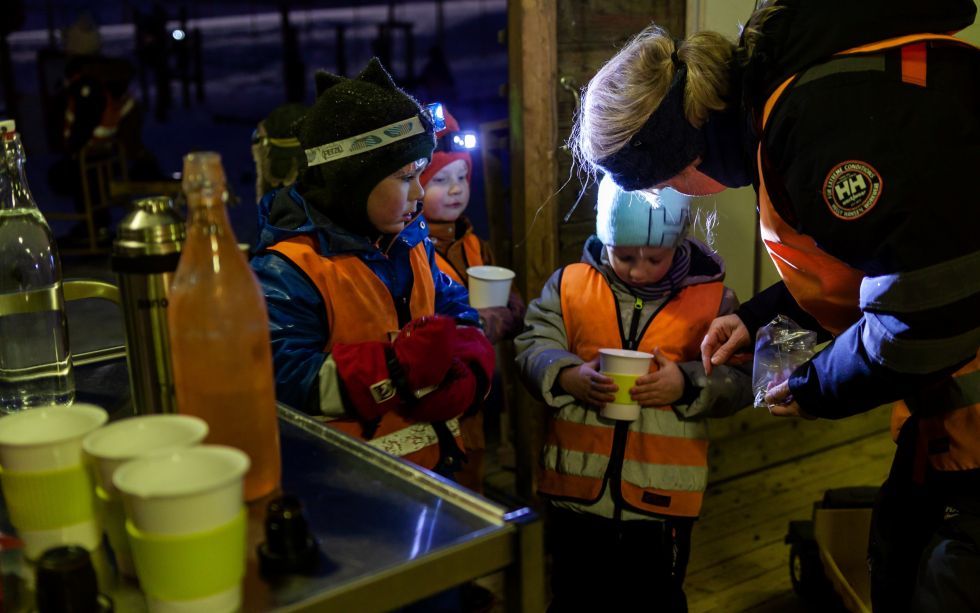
(392, 315), (456, 391)
(557, 358), (617, 407)
(405, 358), (477, 422)
(764, 381), (816, 419)
(507, 291), (527, 326)
(478, 306), (515, 344)
(701, 314), (751, 375)
(631, 349), (684, 407)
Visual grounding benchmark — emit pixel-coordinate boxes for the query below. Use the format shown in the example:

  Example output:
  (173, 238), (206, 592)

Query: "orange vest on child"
(268, 234), (463, 470)
(537, 263), (723, 517)
(757, 33), (980, 477)
(434, 231), (485, 285)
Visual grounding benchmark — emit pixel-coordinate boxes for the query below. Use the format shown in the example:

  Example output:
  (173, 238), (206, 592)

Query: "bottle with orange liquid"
(168, 151), (280, 500)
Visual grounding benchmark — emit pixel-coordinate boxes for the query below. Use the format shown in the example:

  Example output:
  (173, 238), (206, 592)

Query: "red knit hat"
(419, 109), (473, 187)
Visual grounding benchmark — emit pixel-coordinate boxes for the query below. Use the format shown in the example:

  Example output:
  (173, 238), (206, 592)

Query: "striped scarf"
(600, 240), (692, 301)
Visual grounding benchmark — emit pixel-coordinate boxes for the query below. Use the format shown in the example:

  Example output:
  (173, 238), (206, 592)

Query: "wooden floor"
(686, 425), (895, 612)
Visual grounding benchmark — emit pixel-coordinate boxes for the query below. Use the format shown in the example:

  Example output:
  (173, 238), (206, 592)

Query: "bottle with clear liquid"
(0, 120), (74, 412)
(168, 151), (280, 501)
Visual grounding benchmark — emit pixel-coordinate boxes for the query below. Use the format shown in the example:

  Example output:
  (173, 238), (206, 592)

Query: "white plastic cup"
(83, 414), (209, 498)
(82, 414), (208, 575)
(113, 445), (249, 613)
(0, 404), (108, 559)
(598, 349), (654, 421)
(466, 265), (515, 308)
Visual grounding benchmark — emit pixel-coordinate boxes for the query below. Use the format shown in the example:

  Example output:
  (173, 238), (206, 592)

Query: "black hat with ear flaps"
(296, 58), (436, 238)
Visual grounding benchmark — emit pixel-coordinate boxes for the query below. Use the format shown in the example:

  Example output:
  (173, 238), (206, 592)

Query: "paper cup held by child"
(466, 265), (515, 308)
(598, 349), (653, 421)
(83, 414), (208, 575)
(0, 404), (108, 559)
(113, 445), (249, 613)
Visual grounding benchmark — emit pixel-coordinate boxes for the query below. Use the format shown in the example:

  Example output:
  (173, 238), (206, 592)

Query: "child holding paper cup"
(419, 104), (526, 493)
(515, 175), (752, 612)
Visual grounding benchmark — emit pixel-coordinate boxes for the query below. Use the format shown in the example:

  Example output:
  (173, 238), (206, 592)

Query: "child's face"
(367, 159), (426, 235)
(606, 245), (676, 287)
(422, 159), (470, 223)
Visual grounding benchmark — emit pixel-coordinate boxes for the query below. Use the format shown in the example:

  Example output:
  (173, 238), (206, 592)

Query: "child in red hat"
(420, 106), (526, 493)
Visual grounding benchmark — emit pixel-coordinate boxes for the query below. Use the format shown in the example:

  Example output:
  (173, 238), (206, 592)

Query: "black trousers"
(547, 506), (692, 613)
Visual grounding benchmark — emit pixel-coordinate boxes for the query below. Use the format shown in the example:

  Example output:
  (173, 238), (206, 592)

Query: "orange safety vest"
(268, 234), (463, 469)
(758, 33), (980, 476)
(538, 263), (723, 517)
(434, 231), (485, 286)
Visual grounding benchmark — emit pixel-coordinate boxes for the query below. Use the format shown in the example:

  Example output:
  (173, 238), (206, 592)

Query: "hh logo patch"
(823, 161), (882, 220)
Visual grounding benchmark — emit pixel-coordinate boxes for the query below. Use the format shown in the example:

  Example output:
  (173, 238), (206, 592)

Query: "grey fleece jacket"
(515, 236), (753, 519)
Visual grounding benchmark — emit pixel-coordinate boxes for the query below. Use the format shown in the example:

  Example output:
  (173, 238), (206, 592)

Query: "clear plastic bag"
(751, 315), (817, 408)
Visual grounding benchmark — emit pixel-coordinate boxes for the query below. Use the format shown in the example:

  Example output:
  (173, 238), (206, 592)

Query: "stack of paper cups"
(114, 445), (249, 613)
(0, 405), (108, 559)
(82, 414), (209, 576)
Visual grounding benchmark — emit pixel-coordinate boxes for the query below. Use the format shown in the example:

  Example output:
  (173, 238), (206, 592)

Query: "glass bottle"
(168, 151), (281, 500)
(0, 119), (74, 412)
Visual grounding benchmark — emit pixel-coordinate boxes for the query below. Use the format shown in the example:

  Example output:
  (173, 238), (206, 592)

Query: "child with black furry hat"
(251, 58), (494, 478)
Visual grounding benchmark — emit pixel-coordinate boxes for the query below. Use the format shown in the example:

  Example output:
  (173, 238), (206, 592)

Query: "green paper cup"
(598, 349), (653, 421)
(0, 404), (108, 559)
(83, 414), (209, 577)
(113, 445), (249, 613)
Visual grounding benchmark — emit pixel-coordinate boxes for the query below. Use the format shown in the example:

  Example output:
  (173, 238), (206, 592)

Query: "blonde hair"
(571, 24), (736, 176)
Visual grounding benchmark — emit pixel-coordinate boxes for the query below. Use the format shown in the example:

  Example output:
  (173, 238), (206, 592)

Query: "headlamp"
(435, 131), (479, 153)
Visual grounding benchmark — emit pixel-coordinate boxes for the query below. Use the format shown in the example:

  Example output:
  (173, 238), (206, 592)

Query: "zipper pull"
(634, 296), (643, 311)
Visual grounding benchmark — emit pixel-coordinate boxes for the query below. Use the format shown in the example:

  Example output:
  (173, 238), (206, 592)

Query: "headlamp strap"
(304, 114), (427, 168)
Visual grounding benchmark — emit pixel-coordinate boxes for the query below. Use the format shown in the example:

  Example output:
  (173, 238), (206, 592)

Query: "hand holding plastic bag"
(751, 315), (817, 409)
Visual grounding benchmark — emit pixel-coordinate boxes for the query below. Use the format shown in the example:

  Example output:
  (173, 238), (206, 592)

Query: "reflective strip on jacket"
(538, 262), (723, 517)
(267, 233), (462, 469)
(758, 33), (980, 475)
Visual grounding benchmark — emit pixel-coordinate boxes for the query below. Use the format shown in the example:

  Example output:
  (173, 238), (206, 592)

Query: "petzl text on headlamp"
(304, 114), (430, 168)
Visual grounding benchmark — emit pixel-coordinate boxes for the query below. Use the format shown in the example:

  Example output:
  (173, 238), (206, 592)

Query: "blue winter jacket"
(250, 186), (478, 412)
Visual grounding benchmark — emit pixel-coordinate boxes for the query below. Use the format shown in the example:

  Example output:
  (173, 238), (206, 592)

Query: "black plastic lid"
(35, 546), (113, 613)
(257, 495), (318, 577)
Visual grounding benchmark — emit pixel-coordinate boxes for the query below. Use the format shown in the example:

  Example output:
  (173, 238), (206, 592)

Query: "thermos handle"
(63, 280), (121, 305)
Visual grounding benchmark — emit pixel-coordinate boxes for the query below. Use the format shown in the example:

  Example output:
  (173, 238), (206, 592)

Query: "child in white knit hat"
(515, 174), (752, 612)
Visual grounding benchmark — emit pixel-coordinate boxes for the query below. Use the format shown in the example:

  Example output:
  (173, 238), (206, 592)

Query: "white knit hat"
(595, 174), (691, 247)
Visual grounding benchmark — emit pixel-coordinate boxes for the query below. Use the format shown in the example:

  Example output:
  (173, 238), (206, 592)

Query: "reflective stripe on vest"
(538, 263), (723, 517)
(267, 234), (460, 469)
(759, 33), (980, 475)
(434, 232), (484, 286)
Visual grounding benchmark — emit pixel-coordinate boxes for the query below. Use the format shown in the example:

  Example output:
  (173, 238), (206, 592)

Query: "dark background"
(1, 0), (508, 246)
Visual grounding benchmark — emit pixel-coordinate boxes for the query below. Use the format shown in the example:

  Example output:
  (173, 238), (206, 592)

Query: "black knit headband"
(595, 65), (704, 190)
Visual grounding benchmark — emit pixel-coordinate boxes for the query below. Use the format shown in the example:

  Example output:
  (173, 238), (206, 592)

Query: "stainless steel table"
(1, 360), (546, 612)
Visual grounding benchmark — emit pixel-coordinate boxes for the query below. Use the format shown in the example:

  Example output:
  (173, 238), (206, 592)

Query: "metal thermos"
(111, 196), (185, 414)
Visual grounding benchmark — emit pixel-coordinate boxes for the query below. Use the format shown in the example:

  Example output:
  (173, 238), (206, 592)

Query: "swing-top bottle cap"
(1, 120), (16, 139)
(182, 151), (226, 195)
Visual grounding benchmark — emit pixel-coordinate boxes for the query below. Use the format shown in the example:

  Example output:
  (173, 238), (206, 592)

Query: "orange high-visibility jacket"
(758, 34), (980, 477)
(268, 234), (463, 469)
(538, 263), (723, 518)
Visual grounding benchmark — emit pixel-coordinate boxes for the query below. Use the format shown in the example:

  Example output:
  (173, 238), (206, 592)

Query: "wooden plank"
(686, 431), (895, 611)
(508, 0), (559, 501)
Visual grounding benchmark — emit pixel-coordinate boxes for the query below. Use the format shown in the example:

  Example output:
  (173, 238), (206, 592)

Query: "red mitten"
(332, 341), (401, 421)
(452, 326), (496, 397)
(409, 358), (478, 422)
(392, 315), (456, 392)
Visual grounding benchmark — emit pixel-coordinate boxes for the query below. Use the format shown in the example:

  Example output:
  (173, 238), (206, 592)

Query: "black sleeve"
(735, 281), (832, 342)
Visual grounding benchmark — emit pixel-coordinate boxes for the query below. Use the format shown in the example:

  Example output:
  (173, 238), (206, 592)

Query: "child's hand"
(631, 350), (685, 407)
(558, 358), (617, 408)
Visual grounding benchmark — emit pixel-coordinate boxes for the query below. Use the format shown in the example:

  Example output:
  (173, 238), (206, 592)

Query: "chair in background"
(46, 140), (129, 255)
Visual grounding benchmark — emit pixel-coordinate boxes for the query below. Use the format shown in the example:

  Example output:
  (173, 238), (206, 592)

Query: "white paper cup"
(83, 414), (209, 498)
(83, 414), (208, 575)
(114, 445), (249, 613)
(0, 404), (108, 558)
(598, 349), (653, 421)
(467, 265), (515, 308)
